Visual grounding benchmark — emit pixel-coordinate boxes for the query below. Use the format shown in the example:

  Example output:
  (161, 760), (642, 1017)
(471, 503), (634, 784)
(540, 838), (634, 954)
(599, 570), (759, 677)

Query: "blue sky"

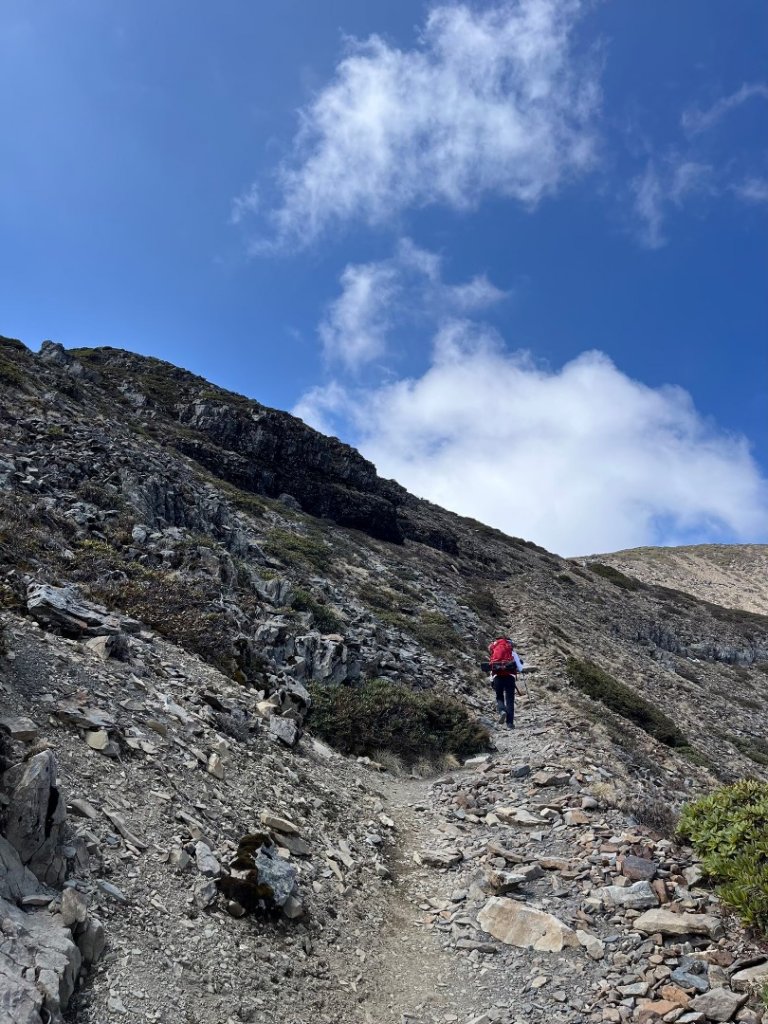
(1, 0), (766, 554)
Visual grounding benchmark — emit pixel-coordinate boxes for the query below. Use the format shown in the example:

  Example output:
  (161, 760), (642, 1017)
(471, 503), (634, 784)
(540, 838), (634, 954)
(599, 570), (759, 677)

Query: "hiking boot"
(498, 711), (506, 724)
(507, 723), (515, 730)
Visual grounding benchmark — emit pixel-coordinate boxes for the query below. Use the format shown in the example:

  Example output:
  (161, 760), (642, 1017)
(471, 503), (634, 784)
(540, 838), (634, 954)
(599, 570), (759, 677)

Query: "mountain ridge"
(2, 333), (768, 1024)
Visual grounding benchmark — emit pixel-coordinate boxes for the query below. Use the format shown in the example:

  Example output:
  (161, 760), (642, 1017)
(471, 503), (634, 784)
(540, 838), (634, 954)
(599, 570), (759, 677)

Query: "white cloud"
(319, 260), (401, 368)
(319, 238), (506, 368)
(682, 82), (768, 137)
(257, 0), (600, 246)
(295, 326), (768, 555)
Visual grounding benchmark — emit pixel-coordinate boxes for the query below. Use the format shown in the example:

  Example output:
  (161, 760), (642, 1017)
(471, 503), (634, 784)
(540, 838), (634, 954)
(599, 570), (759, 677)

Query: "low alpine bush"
(588, 562), (642, 591)
(677, 781), (768, 934)
(308, 678), (490, 765)
(566, 656), (689, 748)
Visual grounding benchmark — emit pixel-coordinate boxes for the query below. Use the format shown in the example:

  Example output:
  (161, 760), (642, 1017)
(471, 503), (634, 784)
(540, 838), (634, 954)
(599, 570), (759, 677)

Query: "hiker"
(487, 636), (523, 729)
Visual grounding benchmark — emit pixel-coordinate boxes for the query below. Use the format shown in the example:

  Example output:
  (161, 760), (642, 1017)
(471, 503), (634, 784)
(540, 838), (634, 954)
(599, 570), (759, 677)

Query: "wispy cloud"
(630, 158), (712, 248)
(295, 328), (768, 555)
(733, 177), (768, 204)
(229, 183), (259, 225)
(682, 82), (768, 136)
(248, 0), (601, 248)
(319, 238), (507, 368)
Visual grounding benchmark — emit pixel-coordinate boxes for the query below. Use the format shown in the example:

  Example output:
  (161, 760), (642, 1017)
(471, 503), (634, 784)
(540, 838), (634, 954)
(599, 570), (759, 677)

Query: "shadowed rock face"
(45, 343), (458, 549)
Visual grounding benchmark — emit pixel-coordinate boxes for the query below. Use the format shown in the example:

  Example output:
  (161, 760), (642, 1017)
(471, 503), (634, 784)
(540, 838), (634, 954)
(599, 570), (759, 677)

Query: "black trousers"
(493, 675), (516, 726)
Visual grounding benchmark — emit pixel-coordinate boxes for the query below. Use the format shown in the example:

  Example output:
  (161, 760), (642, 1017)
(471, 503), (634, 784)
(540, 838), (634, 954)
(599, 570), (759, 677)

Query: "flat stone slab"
(0, 716), (38, 742)
(478, 896), (579, 953)
(633, 908), (723, 939)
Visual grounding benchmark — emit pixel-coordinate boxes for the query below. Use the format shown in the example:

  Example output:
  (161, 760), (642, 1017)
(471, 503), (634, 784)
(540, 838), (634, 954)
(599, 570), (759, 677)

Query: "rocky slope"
(1, 334), (768, 1024)
(586, 546), (768, 617)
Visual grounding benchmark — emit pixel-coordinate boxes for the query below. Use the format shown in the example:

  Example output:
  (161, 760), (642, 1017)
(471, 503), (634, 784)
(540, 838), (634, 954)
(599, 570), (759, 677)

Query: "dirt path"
(353, 699), (561, 1024)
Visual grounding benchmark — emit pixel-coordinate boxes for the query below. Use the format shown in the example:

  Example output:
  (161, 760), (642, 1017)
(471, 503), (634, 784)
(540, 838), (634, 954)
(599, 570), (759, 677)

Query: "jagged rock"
(576, 929), (605, 960)
(600, 880), (659, 910)
(633, 908), (723, 939)
(194, 842), (220, 877)
(268, 716), (298, 746)
(26, 583), (138, 638)
(251, 848), (298, 908)
(530, 770), (571, 787)
(0, 896), (82, 1023)
(0, 836), (41, 903)
(477, 897), (579, 952)
(689, 987), (747, 1021)
(219, 836), (299, 914)
(3, 751), (67, 886)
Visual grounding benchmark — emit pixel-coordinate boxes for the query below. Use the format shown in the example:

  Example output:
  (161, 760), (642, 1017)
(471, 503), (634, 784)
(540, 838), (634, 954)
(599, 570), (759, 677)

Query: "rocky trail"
(2, 604), (768, 1024)
(2, 339), (768, 1023)
(293, 684), (768, 1024)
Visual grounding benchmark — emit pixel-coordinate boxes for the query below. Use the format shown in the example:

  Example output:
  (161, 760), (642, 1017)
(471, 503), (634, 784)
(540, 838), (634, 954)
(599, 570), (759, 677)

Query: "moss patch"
(290, 588), (344, 634)
(263, 528), (332, 572)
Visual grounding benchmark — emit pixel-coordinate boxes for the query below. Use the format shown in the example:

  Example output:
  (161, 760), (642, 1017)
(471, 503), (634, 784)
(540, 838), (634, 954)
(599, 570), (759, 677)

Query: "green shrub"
(291, 588), (344, 634)
(730, 735), (768, 767)
(308, 678), (490, 764)
(466, 587), (504, 620)
(556, 573), (575, 585)
(264, 528), (331, 571)
(677, 781), (768, 934)
(588, 562), (642, 591)
(566, 656), (689, 747)
(309, 675), (489, 765)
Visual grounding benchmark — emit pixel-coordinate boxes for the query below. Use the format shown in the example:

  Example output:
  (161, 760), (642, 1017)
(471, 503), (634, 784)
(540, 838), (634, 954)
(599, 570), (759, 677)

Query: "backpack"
(489, 637), (516, 675)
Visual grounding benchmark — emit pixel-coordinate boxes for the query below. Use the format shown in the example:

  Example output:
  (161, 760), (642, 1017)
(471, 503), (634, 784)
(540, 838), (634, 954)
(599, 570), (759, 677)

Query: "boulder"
(731, 959), (768, 992)
(689, 988), (747, 1021)
(477, 897), (579, 952)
